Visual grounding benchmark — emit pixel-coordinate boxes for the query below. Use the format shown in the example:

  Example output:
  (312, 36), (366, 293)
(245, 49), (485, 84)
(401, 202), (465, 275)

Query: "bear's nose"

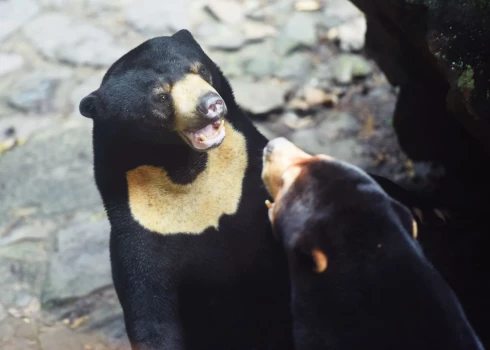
(197, 92), (227, 120)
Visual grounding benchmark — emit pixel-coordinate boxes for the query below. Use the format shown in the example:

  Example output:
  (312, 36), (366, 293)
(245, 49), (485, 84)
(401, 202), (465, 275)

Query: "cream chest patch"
(126, 123), (248, 235)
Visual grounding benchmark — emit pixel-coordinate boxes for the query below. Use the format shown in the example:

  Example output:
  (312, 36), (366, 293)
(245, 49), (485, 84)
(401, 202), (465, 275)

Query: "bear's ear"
(79, 91), (99, 119)
(172, 29), (196, 43)
(291, 235), (328, 274)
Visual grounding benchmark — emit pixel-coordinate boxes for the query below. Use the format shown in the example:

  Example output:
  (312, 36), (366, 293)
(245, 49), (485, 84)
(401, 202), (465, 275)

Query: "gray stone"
(0, 258), (47, 307)
(254, 115), (292, 141)
(337, 17), (366, 52)
(87, 0), (123, 10)
(0, 54), (24, 77)
(0, 116), (55, 144)
(205, 0), (245, 25)
(0, 303), (6, 322)
(0, 121), (102, 226)
(308, 63), (334, 84)
(39, 325), (107, 350)
(236, 38), (276, 61)
(79, 299), (127, 345)
(0, 241), (49, 262)
(331, 54), (372, 84)
(204, 50), (244, 78)
(194, 21), (220, 39)
(0, 319), (15, 344)
(230, 79), (289, 114)
(8, 71), (72, 114)
(252, 0), (297, 25)
(0, 218), (58, 247)
(245, 7), (266, 21)
(42, 216), (111, 304)
(124, 0), (190, 35)
(290, 113), (366, 166)
(243, 20), (277, 42)
(323, 0), (364, 24)
(244, 56), (276, 78)
(275, 52), (313, 79)
(14, 292), (32, 308)
(23, 13), (127, 67)
(204, 39), (276, 76)
(205, 26), (246, 51)
(0, 0), (40, 43)
(1, 337), (38, 350)
(275, 12), (318, 55)
(42, 0), (74, 8)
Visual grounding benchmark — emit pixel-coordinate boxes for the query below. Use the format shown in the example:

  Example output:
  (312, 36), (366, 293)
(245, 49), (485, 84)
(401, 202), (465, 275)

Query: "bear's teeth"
(265, 200), (273, 209)
(213, 119), (223, 129)
(196, 121), (224, 143)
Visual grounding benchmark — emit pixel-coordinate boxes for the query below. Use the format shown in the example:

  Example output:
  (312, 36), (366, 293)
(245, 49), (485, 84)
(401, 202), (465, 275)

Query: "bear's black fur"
(261, 138), (484, 350)
(79, 30), (293, 350)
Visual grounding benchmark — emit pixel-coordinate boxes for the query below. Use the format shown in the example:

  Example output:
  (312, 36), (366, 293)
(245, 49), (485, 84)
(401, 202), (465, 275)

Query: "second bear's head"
(79, 30), (236, 151)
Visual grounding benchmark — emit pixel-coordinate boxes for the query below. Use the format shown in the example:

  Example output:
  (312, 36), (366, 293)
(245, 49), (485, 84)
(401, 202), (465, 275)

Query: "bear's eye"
(199, 66), (212, 83)
(158, 93), (170, 102)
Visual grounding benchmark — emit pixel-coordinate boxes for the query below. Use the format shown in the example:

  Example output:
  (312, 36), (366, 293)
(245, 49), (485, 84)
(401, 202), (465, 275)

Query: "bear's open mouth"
(183, 119), (226, 151)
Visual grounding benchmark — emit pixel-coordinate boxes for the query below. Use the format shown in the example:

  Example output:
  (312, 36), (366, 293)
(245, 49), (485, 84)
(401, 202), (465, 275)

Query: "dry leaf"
(295, 0), (323, 11)
(11, 206), (38, 218)
(358, 115), (375, 138)
(304, 87), (339, 106)
(373, 153), (385, 167)
(287, 98), (310, 111)
(0, 138), (16, 156)
(284, 116), (314, 130)
(70, 315), (90, 329)
(325, 27), (339, 41)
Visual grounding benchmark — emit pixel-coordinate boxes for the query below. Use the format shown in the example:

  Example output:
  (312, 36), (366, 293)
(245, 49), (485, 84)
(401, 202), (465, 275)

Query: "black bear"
(261, 137), (484, 350)
(79, 30), (293, 350)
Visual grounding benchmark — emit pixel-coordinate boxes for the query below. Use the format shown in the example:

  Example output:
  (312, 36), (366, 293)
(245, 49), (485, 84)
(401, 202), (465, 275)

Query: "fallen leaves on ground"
(358, 115), (375, 138)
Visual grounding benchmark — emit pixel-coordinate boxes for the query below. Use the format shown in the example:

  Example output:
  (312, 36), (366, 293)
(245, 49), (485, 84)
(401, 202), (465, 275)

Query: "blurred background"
(0, 0), (413, 348)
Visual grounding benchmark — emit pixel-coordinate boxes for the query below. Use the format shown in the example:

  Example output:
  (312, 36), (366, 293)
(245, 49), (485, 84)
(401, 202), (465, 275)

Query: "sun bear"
(79, 30), (293, 350)
(261, 137), (484, 350)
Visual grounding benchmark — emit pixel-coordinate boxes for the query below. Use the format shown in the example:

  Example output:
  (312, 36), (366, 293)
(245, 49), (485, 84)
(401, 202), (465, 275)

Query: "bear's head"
(79, 30), (235, 151)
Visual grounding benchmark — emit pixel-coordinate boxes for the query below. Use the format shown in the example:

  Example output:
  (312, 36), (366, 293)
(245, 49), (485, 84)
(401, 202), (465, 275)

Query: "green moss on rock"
(457, 66), (475, 90)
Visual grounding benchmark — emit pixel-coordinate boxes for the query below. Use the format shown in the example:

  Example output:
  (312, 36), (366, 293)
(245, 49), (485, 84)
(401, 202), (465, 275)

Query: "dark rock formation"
(348, 0), (490, 200)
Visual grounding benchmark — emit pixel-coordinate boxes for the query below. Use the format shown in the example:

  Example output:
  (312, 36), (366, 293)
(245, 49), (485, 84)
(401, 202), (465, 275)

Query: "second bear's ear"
(292, 236), (328, 274)
(79, 91), (99, 119)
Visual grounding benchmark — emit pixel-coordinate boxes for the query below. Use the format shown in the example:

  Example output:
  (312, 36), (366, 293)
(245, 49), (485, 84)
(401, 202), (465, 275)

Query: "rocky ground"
(0, 0), (415, 348)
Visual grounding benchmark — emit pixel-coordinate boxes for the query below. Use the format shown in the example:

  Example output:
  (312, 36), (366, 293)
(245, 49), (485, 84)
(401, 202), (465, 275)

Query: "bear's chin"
(181, 119), (226, 151)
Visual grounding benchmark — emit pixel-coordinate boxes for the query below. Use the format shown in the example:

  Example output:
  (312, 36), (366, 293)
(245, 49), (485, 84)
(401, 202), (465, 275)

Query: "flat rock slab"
(0, 116), (55, 143)
(0, 257), (47, 308)
(0, 0), (40, 43)
(0, 218), (62, 308)
(256, 112), (367, 167)
(332, 54), (372, 84)
(230, 79), (290, 115)
(23, 13), (127, 67)
(39, 324), (107, 350)
(0, 120), (102, 226)
(42, 213), (111, 305)
(0, 54), (25, 77)
(275, 11), (319, 55)
(205, 0), (246, 25)
(124, 0), (190, 35)
(8, 70), (73, 114)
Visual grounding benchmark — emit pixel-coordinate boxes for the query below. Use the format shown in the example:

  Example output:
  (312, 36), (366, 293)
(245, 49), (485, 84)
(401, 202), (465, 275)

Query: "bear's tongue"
(194, 120), (222, 142)
(184, 119), (226, 150)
